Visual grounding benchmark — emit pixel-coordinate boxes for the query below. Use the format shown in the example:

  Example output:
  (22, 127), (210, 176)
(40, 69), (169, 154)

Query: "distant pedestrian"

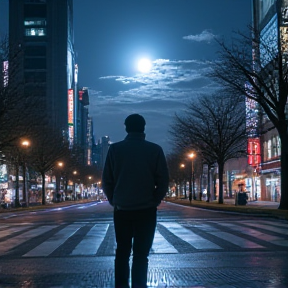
(189, 192), (192, 204)
(102, 114), (169, 288)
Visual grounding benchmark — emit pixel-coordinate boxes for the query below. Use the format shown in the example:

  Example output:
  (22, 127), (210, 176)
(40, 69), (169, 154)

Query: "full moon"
(137, 58), (152, 73)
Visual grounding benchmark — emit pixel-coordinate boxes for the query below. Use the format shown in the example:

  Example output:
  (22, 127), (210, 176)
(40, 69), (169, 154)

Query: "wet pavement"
(0, 200), (288, 287)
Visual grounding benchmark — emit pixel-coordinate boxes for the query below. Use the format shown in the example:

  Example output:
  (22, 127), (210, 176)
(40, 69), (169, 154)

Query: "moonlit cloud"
(183, 29), (217, 43)
(88, 57), (218, 152)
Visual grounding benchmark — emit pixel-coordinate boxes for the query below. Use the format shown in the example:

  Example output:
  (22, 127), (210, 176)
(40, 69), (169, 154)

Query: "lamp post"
(180, 164), (187, 198)
(55, 162), (63, 202)
(21, 140), (30, 206)
(73, 170), (77, 200)
(189, 153), (196, 200)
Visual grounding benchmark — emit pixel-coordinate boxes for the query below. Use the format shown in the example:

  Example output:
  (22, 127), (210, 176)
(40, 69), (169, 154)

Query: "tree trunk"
(207, 166), (211, 202)
(279, 132), (288, 210)
(41, 172), (46, 205)
(218, 162), (224, 204)
(22, 164), (27, 205)
(14, 163), (21, 207)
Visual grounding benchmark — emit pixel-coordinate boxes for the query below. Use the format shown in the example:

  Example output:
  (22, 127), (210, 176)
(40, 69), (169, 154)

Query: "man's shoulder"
(143, 139), (163, 150)
(110, 138), (164, 153)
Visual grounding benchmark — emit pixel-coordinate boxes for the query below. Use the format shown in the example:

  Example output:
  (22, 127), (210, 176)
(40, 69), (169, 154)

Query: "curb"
(0, 199), (98, 214)
(165, 199), (288, 220)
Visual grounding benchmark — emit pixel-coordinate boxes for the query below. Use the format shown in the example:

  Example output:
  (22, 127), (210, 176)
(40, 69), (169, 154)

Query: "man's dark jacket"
(102, 132), (169, 210)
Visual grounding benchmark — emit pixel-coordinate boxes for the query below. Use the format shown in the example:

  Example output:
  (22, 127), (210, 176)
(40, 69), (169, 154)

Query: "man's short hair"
(124, 114), (146, 133)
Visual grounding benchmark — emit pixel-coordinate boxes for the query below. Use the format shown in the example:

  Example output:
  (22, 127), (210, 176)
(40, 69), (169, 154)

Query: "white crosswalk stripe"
(160, 222), (222, 250)
(241, 221), (288, 235)
(0, 220), (287, 258)
(196, 223), (264, 248)
(0, 225), (57, 255)
(23, 224), (83, 257)
(215, 222), (288, 247)
(71, 223), (109, 255)
(151, 229), (178, 253)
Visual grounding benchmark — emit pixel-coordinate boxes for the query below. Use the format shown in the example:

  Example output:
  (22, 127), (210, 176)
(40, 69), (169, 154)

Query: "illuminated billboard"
(68, 89), (74, 143)
(68, 89), (74, 125)
(247, 138), (261, 167)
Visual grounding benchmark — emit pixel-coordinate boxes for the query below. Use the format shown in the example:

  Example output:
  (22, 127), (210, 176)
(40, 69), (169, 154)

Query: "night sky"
(0, 0), (252, 153)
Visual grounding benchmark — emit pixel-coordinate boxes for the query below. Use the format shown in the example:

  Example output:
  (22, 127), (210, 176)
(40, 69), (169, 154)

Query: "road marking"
(216, 222), (288, 247)
(71, 224), (109, 255)
(242, 221), (288, 235)
(0, 225), (32, 239)
(160, 222), (221, 250)
(23, 224), (83, 257)
(210, 231), (264, 248)
(151, 229), (178, 254)
(0, 226), (57, 255)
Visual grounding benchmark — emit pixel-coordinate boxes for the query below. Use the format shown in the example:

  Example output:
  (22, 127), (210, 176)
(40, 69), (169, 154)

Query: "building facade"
(251, 0), (287, 201)
(9, 0), (75, 137)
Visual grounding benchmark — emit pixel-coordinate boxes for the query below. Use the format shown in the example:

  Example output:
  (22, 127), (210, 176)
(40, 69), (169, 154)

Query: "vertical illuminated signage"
(247, 138), (261, 167)
(68, 89), (74, 143)
(68, 89), (73, 125)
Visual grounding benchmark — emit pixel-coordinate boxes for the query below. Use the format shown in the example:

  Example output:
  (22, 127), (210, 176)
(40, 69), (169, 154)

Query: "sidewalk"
(165, 197), (288, 220)
(0, 198), (99, 214)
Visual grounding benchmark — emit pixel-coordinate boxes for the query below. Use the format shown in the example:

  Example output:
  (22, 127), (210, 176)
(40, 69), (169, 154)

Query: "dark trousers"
(114, 207), (157, 288)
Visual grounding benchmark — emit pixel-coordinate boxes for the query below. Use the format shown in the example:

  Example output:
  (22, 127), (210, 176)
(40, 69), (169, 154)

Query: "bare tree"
(209, 14), (288, 209)
(170, 92), (246, 204)
(27, 127), (70, 205)
(0, 36), (42, 151)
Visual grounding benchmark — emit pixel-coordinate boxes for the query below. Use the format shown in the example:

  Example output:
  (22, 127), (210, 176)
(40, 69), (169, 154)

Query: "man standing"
(102, 114), (169, 288)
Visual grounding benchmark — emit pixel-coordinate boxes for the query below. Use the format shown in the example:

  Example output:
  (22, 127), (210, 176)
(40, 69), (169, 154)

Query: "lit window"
(263, 141), (268, 162)
(24, 20), (46, 26)
(267, 140), (272, 159)
(25, 28), (46, 36)
(272, 137), (277, 157)
(277, 136), (281, 156)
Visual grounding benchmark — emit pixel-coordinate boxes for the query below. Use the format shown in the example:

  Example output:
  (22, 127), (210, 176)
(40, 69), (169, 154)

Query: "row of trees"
(0, 35), (100, 206)
(169, 19), (288, 210)
(168, 92), (247, 204)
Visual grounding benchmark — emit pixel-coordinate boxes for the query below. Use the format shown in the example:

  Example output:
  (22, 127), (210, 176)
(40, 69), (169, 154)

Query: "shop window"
(272, 137), (277, 157)
(263, 141), (268, 162)
(277, 136), (281, 156)
(267, 139), (272, 159)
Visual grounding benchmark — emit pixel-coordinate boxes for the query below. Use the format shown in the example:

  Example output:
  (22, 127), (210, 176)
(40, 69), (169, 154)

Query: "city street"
(0, 201), (288, 288)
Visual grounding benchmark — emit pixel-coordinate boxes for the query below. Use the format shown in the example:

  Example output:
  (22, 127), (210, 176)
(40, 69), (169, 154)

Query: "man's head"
(124, 114), (146, 133)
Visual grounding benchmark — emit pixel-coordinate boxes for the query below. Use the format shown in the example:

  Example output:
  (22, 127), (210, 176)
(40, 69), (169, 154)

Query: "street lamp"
(21, 140), (30, 206)
(55, 161), (64, 202)
(189, 153), (196, 200)
(180, 164), (187, 198)
(73, 171), (77, 200)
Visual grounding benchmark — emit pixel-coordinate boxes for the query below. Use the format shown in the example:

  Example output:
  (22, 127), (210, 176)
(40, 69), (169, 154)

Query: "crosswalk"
(0, 219), (287, 258)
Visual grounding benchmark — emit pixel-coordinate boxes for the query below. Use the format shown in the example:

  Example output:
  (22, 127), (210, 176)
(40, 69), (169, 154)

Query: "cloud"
(89, 58), (214, 104)
(183, 29), (217, 43)
(88, 57), (218, 153)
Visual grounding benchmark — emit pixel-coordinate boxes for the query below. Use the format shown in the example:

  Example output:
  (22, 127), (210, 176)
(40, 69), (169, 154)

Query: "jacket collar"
(125, 132), (146, 140)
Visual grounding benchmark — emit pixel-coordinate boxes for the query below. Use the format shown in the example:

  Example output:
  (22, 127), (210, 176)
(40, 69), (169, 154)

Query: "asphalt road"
(0, 200), (288, 287)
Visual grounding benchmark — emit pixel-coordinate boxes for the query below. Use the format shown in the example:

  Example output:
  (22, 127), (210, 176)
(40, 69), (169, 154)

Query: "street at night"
(0, 201), (288, 287)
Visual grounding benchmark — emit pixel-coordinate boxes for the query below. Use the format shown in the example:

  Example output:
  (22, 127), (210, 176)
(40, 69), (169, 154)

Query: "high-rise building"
(9, 0), (75, 137)
(251, 0), (284, 201)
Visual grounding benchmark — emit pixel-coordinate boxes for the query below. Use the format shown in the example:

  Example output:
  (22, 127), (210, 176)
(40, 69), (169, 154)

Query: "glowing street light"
(21, 139), (30, 206)
(189, 153), (196, 200)
(180, 164), (187, 198)
(22, 140), (30, 147)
